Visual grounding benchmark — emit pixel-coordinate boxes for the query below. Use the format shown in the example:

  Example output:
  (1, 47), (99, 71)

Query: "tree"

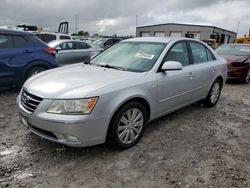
(84, 31), (89, 36)
(78, 30), (84, 36)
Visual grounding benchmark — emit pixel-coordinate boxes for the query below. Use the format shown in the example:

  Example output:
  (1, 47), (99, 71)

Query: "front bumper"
(17, 95), (110, 147)
(227, 66), (249, 80)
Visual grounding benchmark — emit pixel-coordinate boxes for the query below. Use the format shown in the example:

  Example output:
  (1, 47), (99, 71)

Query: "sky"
(0, 0), (249, 37)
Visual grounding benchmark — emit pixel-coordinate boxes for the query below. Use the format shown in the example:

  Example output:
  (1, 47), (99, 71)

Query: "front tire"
(203, 79), (222, 107)
(107, 102), (147, 150)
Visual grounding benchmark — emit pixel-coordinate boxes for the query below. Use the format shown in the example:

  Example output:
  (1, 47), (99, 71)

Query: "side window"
(164, 42), (190, 66)
(206, 48), (216, 61)
(60, 35), (71, 40)
(113, 39), (120, 44)
(0, 34), (14, 49)
(105, 39), (113, 46)
(74, 42), (91, 49)
(190, 42), (208, 64)
(43, 34), (56, 43)
(13, 36), (28, 48)
(60, 42), (74, 50)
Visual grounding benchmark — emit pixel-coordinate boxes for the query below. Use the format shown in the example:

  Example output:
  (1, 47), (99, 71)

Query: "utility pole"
(236, 21), (240, 36)
(75, 14), (78, 34)
(135, 15), (138, 37)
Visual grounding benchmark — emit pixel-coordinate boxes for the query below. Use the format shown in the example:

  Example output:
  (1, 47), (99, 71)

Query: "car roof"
(49, 39), (80, 43)
(123, 37), (175, 43)
(48, 39), (91, 46)
(0, 28), (34, 36)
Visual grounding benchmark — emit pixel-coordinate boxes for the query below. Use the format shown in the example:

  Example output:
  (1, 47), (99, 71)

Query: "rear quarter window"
(12, 35), (29, 48)
(206, 48), (216, 61)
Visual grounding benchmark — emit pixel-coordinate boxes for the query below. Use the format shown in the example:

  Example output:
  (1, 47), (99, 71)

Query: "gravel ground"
(0, 83), (249, 188)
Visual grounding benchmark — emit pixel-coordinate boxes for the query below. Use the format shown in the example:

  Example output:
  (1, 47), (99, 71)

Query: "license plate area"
(19, 113), (29, 128)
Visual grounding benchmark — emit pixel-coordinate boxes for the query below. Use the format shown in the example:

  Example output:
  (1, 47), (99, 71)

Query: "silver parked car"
(17, 37), (227, 149)
(48, 40), (102, 65)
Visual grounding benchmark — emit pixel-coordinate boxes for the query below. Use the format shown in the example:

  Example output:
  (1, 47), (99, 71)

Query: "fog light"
(64, 134), (79, 142)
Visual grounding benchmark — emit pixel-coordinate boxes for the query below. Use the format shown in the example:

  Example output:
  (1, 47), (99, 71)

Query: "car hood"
(24, 64), (139, 99)
(220, 55), (248, 64)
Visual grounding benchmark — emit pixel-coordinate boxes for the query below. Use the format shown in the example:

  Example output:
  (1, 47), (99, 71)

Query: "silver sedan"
(48, 40), (102, 65)
(17, 37), (227, 149)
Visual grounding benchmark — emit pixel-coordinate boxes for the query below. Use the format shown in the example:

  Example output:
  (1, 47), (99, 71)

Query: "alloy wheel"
(210, 82), (221, 104)
(117, 108), (144, 144)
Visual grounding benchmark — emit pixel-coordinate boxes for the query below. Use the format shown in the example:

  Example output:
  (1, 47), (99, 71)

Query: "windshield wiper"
(97, 64), (127, 71)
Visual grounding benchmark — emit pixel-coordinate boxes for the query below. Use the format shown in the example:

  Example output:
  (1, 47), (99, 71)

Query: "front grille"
(21, 90), (43, 113)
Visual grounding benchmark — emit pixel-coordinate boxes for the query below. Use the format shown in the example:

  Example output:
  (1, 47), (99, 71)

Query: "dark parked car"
(216, 44), (250, 83)
(92, 38), (121, 49)
(0, 29), (58, 86)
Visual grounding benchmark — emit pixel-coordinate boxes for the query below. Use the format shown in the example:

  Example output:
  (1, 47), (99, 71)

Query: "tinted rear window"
(0, 34), (14, 49)
(36, 34), (56, 43)
(60, 35), (71, 40)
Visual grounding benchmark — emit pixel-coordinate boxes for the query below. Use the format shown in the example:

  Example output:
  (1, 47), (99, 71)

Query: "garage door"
(155, 32), (165, 37)
(141, 32), (150, 37)
(170, 32), (182, 38)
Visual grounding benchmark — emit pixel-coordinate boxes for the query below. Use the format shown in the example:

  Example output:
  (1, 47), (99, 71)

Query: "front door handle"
(188, 72), (194, 79)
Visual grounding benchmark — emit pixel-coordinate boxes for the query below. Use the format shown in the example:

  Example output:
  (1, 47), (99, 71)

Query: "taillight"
(44, 47), (56, 57)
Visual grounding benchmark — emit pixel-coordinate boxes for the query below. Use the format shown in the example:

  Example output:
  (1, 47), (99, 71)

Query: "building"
(136, 23), (237, 44)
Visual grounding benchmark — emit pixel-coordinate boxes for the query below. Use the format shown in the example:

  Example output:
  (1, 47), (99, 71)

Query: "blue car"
(0, 29), (58, 87)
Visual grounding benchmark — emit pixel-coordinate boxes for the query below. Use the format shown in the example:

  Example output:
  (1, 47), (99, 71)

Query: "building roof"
(124, 37), (173, 43)
(136, 23), (237, 34)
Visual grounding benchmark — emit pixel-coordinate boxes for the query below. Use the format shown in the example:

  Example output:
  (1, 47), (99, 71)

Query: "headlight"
(47, 97), (98, 115)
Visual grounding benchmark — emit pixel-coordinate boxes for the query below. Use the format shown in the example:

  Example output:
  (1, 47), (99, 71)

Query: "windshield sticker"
(135, 53), (155, 60)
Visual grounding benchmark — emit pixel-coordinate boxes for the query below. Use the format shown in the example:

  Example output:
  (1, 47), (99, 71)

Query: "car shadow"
(25, 102), (205, 158)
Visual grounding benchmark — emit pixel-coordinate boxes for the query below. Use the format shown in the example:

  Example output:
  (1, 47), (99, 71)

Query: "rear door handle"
(211, 67), (216, 73)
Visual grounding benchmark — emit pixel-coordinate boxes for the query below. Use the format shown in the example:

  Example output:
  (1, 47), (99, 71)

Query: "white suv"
(34, 32), (72, 43)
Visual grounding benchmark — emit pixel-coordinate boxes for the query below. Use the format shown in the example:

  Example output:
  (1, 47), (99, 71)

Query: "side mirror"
(56, 46), (61, 52)
(161, 61), (183, 71)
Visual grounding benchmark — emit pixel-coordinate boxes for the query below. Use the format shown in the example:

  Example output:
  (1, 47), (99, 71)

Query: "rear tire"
(25, 66), (47, 80)
(202, 79), (222, 107)
(106, 102), (147, 150)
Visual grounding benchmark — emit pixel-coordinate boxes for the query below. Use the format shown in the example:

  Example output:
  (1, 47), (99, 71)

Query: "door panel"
(74, 42), (92, 63)
(156, 66), (195, 115)
(188, 41), (217, 100)
(156, 41), (194, 115)
(56, 42), (76, 65)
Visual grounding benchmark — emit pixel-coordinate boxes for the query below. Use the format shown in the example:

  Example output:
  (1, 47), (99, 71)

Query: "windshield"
(90, 42), (166, 72)
(216, 45), (250, 56)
